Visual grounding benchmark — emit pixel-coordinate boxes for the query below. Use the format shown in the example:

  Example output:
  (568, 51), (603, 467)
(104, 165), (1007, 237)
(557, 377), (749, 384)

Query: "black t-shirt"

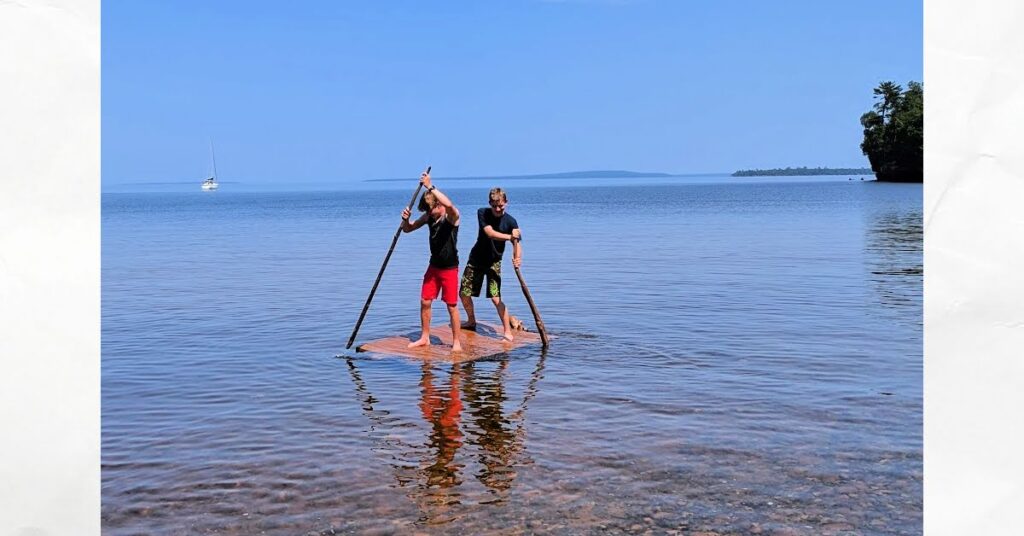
(427, 216), (459, 268)
(468, 208), (519, 266)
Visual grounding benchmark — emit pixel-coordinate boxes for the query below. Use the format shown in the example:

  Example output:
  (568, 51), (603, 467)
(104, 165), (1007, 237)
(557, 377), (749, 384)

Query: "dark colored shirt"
(428, 216), (459, 268)
(468, 208), (519, 266)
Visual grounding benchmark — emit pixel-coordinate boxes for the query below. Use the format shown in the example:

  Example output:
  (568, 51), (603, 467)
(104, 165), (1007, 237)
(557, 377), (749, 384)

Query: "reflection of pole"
(510, 347), (547, 424)
(344, 357), (420, 455)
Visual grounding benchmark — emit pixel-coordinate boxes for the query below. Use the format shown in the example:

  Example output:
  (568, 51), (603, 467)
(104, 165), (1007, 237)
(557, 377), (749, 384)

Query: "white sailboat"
(201, 140), (219, 190)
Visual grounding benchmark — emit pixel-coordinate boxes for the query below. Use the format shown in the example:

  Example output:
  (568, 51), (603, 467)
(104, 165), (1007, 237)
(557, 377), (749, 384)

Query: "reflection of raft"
(356, 322), (545, 362)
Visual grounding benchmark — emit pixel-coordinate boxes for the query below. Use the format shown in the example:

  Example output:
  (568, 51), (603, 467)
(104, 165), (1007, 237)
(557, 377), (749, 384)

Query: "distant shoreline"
(732, 167), (873, 177)
(366, 170), (728, 182)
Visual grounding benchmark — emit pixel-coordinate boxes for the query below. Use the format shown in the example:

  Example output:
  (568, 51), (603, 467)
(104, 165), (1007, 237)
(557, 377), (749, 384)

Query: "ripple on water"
(103, 182), (921, 534)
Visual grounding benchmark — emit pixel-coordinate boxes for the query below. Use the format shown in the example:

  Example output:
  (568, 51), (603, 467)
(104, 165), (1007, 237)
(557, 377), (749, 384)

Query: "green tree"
(873, 81), (903, 124)
(861, 81), (923, 182)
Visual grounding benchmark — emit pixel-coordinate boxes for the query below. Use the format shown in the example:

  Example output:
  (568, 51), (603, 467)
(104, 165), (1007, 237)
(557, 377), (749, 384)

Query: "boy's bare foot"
(502, 332), (514, 342)
(408, 337), (430, 348)
(460, 322), (477, 331)
(452, 343), (463, 353)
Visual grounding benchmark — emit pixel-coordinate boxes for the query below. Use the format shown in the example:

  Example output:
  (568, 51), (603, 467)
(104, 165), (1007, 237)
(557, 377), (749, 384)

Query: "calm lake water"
(102, 176), (922, 534)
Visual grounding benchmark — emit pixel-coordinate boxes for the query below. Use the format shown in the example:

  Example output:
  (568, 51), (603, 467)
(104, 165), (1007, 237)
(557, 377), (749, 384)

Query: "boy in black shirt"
(459, 187), (522, 341)
(401, 172), (463, 352)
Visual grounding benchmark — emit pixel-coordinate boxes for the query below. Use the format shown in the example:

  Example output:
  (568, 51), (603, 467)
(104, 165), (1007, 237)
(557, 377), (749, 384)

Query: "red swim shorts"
(421, 265), (460, 305)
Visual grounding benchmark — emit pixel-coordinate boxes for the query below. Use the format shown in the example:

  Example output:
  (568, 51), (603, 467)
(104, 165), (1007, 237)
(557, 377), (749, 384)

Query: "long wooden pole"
(346, 166), (430, 349)
(513, 263), (549, 348)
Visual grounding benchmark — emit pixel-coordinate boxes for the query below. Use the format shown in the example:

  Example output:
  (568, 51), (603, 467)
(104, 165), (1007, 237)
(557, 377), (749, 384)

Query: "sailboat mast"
(209, 139), (219, 180)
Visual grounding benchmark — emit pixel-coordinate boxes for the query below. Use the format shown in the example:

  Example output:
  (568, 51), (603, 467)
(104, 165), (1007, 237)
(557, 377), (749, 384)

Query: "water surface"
(102, 176), (921, 534)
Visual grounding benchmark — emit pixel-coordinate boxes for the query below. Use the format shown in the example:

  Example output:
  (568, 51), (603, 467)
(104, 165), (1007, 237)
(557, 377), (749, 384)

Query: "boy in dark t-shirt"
(459, 187), (522, 341)
(401, 171), (463, 353)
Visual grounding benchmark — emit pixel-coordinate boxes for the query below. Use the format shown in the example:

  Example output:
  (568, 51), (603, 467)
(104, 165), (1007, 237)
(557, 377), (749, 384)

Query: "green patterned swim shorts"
(460, 261), (503, 298)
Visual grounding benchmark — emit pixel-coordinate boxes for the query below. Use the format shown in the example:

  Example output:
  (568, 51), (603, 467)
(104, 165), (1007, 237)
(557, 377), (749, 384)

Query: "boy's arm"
(421, 173), (460, 226)
(483, 225), (519, 242)
(401, 209), (428, 232)
(511, 236), (523, 268)
(433, 188), (460, 226)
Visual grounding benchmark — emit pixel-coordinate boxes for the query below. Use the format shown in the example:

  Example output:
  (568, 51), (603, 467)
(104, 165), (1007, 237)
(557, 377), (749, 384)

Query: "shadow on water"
(344, 350), (547, 525)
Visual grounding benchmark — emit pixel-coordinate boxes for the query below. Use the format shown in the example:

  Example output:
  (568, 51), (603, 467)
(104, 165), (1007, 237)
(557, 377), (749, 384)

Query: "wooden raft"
(355, 322), (544, 362)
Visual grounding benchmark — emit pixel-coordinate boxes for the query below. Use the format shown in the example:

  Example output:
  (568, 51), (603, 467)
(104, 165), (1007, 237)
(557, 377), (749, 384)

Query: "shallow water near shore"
(102, 176), (921, 534)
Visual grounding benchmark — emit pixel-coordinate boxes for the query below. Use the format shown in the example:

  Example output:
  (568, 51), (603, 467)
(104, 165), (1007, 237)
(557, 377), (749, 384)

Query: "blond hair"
(489, 187), (508, 204)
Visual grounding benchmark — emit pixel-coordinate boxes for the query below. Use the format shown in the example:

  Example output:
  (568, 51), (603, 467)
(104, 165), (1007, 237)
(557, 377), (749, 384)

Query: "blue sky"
(102, 0), (922, 185)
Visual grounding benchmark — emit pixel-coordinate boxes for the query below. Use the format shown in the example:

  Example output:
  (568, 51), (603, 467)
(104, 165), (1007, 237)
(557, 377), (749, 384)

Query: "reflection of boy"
(463, 361), (518, 493)
(459, 187), (522, 341)
(418, 364), (463, 489)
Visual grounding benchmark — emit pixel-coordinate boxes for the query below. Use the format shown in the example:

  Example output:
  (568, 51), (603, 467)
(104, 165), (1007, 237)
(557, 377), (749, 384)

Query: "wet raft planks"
(356, 322), (543, 362)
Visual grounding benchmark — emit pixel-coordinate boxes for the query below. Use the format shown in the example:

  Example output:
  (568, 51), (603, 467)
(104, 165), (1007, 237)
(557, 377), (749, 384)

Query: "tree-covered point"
(861, 81), (923, 182)
(732, 167), (873, 177)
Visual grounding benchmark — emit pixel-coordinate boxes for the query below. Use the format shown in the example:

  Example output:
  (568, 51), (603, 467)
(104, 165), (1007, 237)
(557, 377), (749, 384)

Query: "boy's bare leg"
(409, 299), (432, 348)
(460, 295), (477, 330)
(447, 303), (463, 352)
(491, 296), (513, 341)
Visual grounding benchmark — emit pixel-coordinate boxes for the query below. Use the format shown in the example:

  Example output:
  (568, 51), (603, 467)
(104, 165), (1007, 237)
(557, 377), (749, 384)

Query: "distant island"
(732, 167), (873, 177)
(367, 170), (684, 182)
